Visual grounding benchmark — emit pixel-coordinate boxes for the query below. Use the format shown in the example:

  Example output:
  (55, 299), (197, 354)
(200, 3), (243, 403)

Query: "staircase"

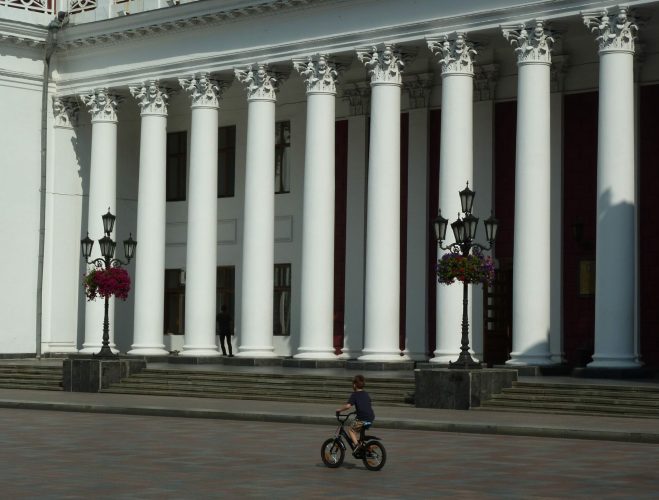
(0, 363), (63, 391)
(476, 381), (659, 418)
(103, 368), (415, 407)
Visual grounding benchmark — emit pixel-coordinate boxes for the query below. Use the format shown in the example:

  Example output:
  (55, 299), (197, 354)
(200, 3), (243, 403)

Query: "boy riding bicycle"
(336, 374), (375, 457)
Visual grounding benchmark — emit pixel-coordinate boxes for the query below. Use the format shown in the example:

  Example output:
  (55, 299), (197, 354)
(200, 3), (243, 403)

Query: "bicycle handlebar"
(335, 411), (355, 423)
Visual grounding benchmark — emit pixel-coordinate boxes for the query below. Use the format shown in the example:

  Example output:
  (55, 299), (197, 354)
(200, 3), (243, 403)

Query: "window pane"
(273, 263), (291, 336)
(218, 126), (236, 198)
(164, 269), (185, 334)
(166, 131), (187, 201)
(275, 121), (291, 194)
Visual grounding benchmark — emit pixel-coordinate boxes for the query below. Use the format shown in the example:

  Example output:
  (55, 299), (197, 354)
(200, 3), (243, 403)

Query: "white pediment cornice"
(57, 0), (323, 50)
(0, 19), (47, 49)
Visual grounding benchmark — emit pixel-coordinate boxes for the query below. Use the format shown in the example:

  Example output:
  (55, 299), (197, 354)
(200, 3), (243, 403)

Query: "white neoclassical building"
(1, 0), (658, 370)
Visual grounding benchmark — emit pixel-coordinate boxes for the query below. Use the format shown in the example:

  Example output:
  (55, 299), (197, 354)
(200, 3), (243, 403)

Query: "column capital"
(402, 73), (433, 109)
(234, 63), (278, 101)
(129, 80), (169, 116)
(474, 64), (499, 101)
(179, 73), (225, 108)
(341, 81), (371, 116)
(427, 33), (477, 76)
(356, 44), (405, 86)
(80, 89), (120, 123)
(52, 96), (79, 128)
(583, 7), (638, 54)
(502, 20), (554, 65)
(293, 54), (339, 95)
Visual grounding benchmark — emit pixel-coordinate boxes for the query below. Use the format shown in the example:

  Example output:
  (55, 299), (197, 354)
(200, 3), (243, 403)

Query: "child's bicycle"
(320, 411), (386, 471)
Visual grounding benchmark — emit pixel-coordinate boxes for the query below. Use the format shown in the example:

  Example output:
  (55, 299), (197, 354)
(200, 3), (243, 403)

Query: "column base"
(429, 350), (474, 364)
(236, 346), (277, 358)
(293, 349), (337, 360)
(79, 345), (119, 355)
(587, 354), (641, 369)
(402, 350), (428, 361)
(179, 345), (221, 357)
(127, 345), (170, 356)
(358, 351), (406, 362)
(506, 352), (553, 366)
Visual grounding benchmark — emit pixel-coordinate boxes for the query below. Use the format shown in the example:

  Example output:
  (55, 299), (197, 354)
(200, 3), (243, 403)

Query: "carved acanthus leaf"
(293, 54), (339, 94)
(129, 80), (169, 115)
(341, 81), (371, 116)
(178, 73), (224, 108)
(427, 33), (477, 75)
(80, 89), (120, 122)
(356, 44), (404, 85)
(502, 21), (554, 64)
(52, 96), (80, 128)
(234, 64), (278, 101)
(583, 8), (638, 53)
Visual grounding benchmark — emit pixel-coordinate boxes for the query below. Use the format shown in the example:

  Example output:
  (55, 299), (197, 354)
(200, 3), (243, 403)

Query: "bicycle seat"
(362, 421), (373, 429)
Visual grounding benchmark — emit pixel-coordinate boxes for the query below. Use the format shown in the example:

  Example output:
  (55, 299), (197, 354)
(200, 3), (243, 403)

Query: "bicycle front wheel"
(362, 440), (386, 471)
(321, 438), (345, 468)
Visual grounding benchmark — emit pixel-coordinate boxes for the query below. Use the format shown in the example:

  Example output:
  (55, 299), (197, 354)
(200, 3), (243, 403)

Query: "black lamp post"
(433, 183), (499, 369)
(81, 209), (137, 358)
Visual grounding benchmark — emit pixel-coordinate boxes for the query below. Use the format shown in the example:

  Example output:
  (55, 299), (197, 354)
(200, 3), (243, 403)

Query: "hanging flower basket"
(437, 249), (495, 286)
(83, 265), (132, 301)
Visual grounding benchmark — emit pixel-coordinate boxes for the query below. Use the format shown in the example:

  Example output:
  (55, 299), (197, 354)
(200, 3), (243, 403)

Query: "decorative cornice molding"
(129, 80), (169, 116)
(235, 63), (278, 101)
(341, 81), (370, 116)
(80, 88), (120, 122)
(474, 64), (499, 101)
(179, 73), (225, 108)
(292, 54), (339, 94)
(427, 33), (476, 76)
(356, 43), (405, 86)
(583, 7), (637, 54)
(52, 96), (80, 128)
(402, 73), (433, 109)
(57, 0), (318, 51)
(502, 20), (554, 65)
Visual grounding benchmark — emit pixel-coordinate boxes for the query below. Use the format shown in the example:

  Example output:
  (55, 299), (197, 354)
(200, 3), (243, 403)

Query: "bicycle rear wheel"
(362, 440), (386, 471)
(321, 438), (345, 468)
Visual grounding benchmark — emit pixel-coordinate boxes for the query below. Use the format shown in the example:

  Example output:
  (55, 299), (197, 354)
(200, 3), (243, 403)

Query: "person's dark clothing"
(348, 390), (375, 421)
(216, 312), (233, 356)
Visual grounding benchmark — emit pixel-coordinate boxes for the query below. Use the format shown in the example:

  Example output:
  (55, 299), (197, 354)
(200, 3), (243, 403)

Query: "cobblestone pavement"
(0, 408), (657, 499)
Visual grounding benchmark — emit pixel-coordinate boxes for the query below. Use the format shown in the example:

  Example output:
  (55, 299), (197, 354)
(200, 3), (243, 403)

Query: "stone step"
(478, 399), (659, 418)
(0, 381), (62, 391)
(512, 381), (659, 395)
(489, 392), (659, 408)
(103, 386), (412, 406)
(503, 387), (659, 401)
(473, 404), (659, 419)
(104, 368), (414, 405)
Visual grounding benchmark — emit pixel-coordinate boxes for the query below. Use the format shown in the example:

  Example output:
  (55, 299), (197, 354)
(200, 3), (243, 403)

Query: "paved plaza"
(0, 407), (658, 499)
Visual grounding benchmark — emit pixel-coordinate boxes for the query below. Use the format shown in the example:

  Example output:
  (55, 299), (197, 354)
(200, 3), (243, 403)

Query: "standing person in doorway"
(216, 305), (234, 356)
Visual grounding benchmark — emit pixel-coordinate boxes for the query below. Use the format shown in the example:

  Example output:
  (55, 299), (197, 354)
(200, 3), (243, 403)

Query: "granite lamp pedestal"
(414, 368), (517, 410)
(63, 355), (146, 393)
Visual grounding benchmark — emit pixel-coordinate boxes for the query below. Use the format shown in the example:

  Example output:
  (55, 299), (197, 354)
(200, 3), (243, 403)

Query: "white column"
(584, 9), (640, 368)
(502, 22), (554, 365)
(427, 34), (476, 363)
(356, 44), (405, 361)
(128, 82), (169, 356)
(402, 75), (433, 360)
(235, 64), (278, 357)
(41, 97), (81, 354)
(179, 74), (222, 357)
(79, 89), (119, 354)
(293, 55), (339, 359)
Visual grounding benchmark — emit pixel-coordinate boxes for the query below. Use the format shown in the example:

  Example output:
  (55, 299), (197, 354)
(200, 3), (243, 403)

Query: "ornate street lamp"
(81, 209), (137, 357)
(433, 183), (498, 369)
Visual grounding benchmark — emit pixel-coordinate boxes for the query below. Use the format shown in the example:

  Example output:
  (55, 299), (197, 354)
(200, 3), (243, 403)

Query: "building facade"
(1, 0), (658, 368)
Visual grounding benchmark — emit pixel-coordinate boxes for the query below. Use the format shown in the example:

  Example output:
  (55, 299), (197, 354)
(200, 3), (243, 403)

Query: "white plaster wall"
(0, 64), (43, 353)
